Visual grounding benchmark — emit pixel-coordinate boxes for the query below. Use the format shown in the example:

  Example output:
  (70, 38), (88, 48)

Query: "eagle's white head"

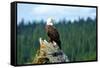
(46, 17), (54, 26)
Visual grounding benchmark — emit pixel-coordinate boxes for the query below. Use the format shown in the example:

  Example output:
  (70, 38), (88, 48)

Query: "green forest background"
(17, 17), (97, 65)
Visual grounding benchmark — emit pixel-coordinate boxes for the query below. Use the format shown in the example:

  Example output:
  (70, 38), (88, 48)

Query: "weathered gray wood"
(32, 38), (69, 64)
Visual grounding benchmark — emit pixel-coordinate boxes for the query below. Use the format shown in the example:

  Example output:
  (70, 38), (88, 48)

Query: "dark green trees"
(17, 17), (96, 64)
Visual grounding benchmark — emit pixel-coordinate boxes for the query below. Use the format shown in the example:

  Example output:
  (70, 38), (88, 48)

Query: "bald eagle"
(45, 18), (61, 49)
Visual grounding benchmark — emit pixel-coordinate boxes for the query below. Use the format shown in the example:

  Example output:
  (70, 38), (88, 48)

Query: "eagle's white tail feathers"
(39, 37), (59, 48)
(53, 41), (57, 46)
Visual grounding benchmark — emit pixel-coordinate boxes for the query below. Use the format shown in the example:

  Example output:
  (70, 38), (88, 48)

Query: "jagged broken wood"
(32, 38), (69, 64)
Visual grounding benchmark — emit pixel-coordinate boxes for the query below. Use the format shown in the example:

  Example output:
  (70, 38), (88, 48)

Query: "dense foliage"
(17, 17), (97, 65)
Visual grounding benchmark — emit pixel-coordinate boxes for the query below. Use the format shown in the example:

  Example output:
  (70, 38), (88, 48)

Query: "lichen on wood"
(32, 38), (69, 64)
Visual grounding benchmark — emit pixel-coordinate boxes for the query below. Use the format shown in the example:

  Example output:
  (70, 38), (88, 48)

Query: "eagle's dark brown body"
(45, 25), (61, 49)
